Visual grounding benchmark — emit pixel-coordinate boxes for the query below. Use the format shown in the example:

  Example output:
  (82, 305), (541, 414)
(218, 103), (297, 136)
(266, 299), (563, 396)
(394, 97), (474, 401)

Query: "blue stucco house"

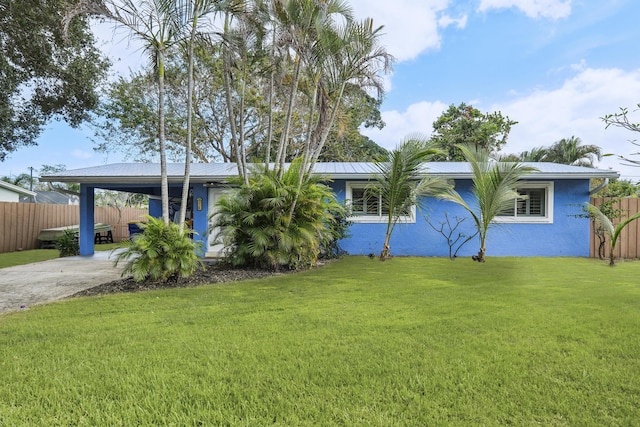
(41, 162), (618, 258)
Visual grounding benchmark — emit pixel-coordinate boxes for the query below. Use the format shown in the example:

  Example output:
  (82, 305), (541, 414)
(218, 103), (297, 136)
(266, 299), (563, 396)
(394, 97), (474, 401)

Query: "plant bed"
(71, 261), (290, 297)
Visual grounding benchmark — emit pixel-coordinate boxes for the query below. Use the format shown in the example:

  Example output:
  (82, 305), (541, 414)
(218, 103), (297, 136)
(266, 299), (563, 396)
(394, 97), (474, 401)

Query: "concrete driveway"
(0, 250), (125, 314)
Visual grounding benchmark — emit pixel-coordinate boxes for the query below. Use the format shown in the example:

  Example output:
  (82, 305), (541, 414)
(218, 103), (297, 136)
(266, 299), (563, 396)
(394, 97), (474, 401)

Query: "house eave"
(439, 172), (620, 180)
(39, 162), (620, 184)
(0, 181), (37, 196)
(39, 174), (234, 185)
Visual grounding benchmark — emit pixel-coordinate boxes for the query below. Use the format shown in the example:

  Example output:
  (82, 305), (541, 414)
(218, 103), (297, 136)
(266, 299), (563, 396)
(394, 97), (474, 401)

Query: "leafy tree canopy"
(592, 179), (639, 198)
(430, 103), (517, 161)
(0, 0), (110, 161)
(1, 172), (35, 189)
(95, 47), (387, 163)
(298, 84), (387, 162)
(2, 164), (77, 193)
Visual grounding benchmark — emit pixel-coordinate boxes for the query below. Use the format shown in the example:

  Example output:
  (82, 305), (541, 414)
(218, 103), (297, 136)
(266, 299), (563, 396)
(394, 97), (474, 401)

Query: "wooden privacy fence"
(590, 197), (640, 260)
(0, 202), (147, 253)
(2, 199), (639, 257)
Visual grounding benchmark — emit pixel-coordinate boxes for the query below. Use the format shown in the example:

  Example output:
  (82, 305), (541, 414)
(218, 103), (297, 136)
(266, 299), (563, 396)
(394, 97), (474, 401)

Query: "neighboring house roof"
(29, 191), (79, 205)
(0, 180), (37, 197)
(40, 162), (620, 185)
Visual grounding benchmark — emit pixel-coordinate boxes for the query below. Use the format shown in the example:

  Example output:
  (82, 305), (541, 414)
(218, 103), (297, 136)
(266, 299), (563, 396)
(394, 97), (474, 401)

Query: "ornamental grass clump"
(115, 216), (203, 282)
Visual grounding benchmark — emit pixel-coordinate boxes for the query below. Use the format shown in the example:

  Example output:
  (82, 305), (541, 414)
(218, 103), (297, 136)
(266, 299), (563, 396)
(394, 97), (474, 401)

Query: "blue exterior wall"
(149, 198), (162, 218)
(76, 177), (592, 259)
(79, 184), (96, 256)
(330, 178), (592, 258)
(191, 185), (209, 253)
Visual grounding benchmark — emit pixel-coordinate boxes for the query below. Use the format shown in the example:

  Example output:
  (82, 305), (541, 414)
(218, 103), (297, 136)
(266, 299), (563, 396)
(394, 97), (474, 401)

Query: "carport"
(40, 163), (238, 256)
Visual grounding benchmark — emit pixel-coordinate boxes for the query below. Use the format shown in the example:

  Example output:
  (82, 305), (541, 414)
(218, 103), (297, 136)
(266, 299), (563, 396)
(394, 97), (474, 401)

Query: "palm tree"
(585, 203), (640, 266)
(497, 146), (547, 162)
(271, 0), (354, 174)
(519, 146), (548, 162)
(173, 0), (220, 229)
(1, 173), (35, 190)
(305, 16), (393, 169)
(66, 0), (179, 224)
(285, 14), (392, 223)
(211, 159), (343, 269)
(545, 136), (602, 167)
(373, 136), (451, 260)
(439, 145), (537, 262)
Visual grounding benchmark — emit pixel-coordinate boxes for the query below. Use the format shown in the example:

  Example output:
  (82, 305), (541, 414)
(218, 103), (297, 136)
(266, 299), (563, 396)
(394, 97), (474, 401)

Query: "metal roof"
(0, 180), (37, 196)
(40, 161), (620, 184)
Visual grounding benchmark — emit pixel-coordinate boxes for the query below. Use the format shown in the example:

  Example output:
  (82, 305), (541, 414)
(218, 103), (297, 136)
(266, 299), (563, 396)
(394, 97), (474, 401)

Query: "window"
(346, 182), (415, 223)
(496, 182), (554, 223)
(351, 187), (382, 216)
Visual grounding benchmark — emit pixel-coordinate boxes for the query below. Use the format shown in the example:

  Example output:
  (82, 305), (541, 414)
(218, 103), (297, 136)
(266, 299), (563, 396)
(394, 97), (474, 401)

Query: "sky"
(2, 0), (640, 181)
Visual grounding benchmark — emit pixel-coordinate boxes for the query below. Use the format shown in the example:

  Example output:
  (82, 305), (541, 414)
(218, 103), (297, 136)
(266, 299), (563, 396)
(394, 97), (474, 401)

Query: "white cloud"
(349, 0), (460, 62)
(570, 59), (588, 72)
(364, 67), (640, 180)
(439, 14), (468, 30)
(492, 67), (640, 179)
(361, 101), (449, 150)
(478, 0), (572, 20)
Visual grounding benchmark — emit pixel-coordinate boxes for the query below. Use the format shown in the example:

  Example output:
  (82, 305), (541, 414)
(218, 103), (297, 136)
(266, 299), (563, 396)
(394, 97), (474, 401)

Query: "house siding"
(331, 178), (591, 258)
(0, 187), (20, 203)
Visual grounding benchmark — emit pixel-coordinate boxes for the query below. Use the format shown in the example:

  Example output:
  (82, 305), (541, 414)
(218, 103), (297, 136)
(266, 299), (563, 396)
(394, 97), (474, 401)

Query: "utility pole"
(29, 167), (34, 191)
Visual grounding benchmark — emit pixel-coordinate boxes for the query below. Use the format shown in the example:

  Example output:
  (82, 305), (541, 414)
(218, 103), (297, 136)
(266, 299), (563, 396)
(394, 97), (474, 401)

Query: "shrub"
(115, 216), (203, 282)
(212, 162), (346, 270)
(320, 200), (352, 259)
(55, 229), (79, 257)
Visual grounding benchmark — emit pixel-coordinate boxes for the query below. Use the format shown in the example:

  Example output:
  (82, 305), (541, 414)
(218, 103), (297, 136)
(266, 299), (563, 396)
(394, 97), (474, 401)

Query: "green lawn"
(1, 257), (639, 425)
(0, 243), (124, 268)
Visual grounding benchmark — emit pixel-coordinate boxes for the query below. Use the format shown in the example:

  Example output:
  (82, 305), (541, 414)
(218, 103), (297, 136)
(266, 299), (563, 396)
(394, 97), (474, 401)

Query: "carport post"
(192, 185), (208, 254)
(79, 184), (95, 256)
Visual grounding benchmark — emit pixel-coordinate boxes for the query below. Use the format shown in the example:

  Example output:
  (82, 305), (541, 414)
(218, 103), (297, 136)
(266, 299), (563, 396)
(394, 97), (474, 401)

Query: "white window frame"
(345, 181), (416, 224)
(495, 181), (554, 224)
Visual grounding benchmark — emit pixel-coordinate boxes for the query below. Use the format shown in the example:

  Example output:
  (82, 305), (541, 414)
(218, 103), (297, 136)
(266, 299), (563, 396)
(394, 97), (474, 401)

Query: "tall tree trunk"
(157, 47), (170, 225)
(274, 57), (301, 177)
(307, 84), (346, 171)
(221, 12), (247, 184)
(238, 74), (248, 182)
(264, 24), (276, 169)
(285, 78), (320, 224)
(178, 15), (198, 232)
(380, 226), (392, 261)
(475, 235), (487, 262)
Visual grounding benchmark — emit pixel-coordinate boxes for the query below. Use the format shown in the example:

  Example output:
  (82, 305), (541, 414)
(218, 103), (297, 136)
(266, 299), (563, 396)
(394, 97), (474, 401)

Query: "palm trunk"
(380, 209), (395, 260)
(221, 13), (247, 184)
(380, 225), (392, 260)
(238, 74), (248, 183)
(380, 242), (391, 260)
(178, 18), (198, 232)
(609, 246), (615, 266)
(285, 78), (320, 225)
(307, 83), (346, 171)
(264, 25), (276, 169)
(157, 47), (170, 225)
(274, 58), (301, 177)
(475, 234), (486, 262)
